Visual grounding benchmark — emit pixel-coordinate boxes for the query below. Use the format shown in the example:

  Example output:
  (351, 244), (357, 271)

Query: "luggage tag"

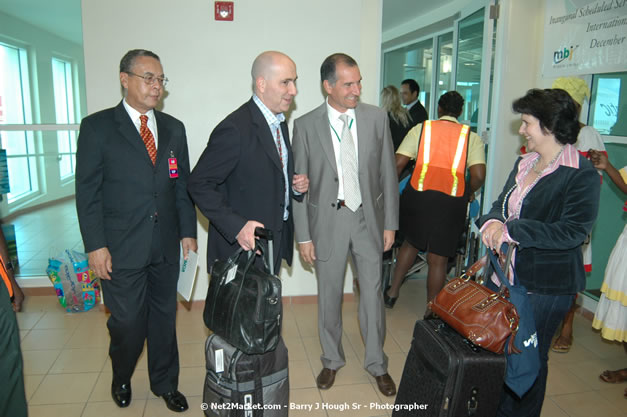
(225, 264), (237, 284)
(215, 348), (224, 373)
(168, 151), (178, 178)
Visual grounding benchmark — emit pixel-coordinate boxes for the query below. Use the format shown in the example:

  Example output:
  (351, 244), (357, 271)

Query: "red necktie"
(140, 115), (157, 165)
(275, 127), (283, 169)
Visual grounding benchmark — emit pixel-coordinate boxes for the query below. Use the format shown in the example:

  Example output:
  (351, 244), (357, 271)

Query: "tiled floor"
(7, 198), (83, 277)
(14, 276), (627, 417)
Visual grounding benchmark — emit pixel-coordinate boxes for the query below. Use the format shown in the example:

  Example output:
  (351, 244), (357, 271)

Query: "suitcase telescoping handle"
(254, 227), (274, 274)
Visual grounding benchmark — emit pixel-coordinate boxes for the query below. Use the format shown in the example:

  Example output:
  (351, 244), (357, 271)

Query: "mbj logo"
(553, 45), (577, 64)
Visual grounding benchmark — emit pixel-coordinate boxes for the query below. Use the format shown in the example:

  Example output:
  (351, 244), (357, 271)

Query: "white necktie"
(339, 114), (361, 211)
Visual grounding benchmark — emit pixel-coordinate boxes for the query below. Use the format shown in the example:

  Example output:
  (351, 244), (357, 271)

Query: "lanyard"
(329, 117), (354, 143)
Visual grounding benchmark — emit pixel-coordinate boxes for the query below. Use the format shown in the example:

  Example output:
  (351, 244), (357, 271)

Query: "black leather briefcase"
(203, 240), (282, 355)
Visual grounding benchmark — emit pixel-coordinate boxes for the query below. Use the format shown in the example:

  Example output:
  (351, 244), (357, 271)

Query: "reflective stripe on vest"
(410, 120), (470, 197)
(0, 257), (12, 298)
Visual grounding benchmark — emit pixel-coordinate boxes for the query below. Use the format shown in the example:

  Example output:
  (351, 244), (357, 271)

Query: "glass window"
(0, 43), (39, 202)
(455, 8), (485, 125)
(52, 57), (77, 179)
(435, 32), (454, 102)
(383, 38), (433, 112)
(589, 71), (627, 137)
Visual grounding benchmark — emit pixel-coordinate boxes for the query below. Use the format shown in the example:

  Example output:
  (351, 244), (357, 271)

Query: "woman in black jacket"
(478, 88), (600, 417)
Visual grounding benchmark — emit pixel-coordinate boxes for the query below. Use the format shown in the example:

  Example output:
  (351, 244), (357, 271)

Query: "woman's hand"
(481, 221), (506, 252)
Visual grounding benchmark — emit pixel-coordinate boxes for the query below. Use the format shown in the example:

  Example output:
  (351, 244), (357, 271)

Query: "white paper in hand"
(177, 245), (198, 301)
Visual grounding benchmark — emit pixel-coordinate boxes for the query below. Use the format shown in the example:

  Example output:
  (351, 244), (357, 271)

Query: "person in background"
(548, 77), (607, 354)
(381, 85), (412, 151)
(479, 88), (600, 417)
(400, 79), (428, 128)
(76, 49), (198, 412)
(386, 91), (485, 311)
(0, 227), (27, 417)
(588, 149), (627, 398)
(292, 53), (399, 396)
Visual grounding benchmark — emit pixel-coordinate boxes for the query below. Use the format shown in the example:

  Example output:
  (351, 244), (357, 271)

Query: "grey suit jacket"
(292, 102), (399, 261)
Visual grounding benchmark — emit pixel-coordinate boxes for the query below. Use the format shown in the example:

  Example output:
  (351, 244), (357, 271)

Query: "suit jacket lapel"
(355, 104), (368, 172)
(315, 103), (338, 175)
(154, 111), (171, 168)
(249, 100), (283, 172)
(114, 102), (154, 166)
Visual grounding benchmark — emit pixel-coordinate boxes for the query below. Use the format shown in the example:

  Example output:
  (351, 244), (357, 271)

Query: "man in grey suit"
(292, 53), (399, 396)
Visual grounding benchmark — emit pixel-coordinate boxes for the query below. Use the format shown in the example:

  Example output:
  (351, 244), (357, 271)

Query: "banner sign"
(543, 0), (627, 77)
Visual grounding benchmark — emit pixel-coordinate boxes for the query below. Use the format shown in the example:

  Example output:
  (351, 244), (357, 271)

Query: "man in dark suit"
(292, 53), (399, 396)
(188, 51), (308, 274)
(75, 49), (197, 413)
(401, 79), (428, 127)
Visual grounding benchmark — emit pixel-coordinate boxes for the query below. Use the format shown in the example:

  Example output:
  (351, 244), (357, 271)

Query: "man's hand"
(88, 247), (113, 280)
(298, 241), (316, 265)
(181, 237), (198, 260)
(293, 174), (309, 193)
(236, 221), (265, 251)
(383, 230), (395, 252)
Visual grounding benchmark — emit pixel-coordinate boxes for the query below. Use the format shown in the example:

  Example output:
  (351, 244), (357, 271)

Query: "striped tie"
(339, 114), (361, 211)
(140, 115), (157, 165)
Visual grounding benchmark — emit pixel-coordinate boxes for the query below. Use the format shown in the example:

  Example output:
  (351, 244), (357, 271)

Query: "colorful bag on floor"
(46, 249), (101, 312)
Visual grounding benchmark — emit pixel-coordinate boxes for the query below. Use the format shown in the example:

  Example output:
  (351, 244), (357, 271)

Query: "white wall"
(81, 0), (384, 300)
(483, 0), (546, 205)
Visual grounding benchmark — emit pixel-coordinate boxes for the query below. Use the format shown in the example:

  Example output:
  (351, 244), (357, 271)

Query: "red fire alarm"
(215, 1), (234, 21)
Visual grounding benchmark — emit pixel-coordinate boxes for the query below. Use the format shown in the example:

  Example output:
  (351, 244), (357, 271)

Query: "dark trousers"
(0, 283), (27, 417)
(102, 223), (180, 395)
(495, 290), (574, 417)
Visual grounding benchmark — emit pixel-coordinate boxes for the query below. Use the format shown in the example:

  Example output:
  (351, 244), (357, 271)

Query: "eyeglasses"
(126, 72), (169, 87)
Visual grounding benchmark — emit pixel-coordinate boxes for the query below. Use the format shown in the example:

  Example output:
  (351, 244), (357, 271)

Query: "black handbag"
(203, 241), (282, 354)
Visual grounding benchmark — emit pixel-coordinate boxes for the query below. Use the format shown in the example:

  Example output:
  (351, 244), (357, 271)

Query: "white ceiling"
(1, 0), (454, 47)
(0, 0), (83, 44)
(382, 0), (456, 32)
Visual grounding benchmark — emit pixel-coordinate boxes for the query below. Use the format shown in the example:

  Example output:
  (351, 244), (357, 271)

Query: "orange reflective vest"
(1, 257), (12, 298)
(409, 120), (470, 197)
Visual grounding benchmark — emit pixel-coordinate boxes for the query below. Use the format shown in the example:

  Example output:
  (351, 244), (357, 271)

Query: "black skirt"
(399, 187), (468, 258)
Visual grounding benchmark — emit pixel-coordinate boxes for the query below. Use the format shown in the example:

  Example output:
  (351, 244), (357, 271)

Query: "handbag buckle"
(267, 297), (278, 305)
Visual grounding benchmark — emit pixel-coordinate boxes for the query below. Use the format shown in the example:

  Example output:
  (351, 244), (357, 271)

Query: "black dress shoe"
(161, 391), (189, 412)
(111, 382), (131, 408)
(383, 287), (398, 309)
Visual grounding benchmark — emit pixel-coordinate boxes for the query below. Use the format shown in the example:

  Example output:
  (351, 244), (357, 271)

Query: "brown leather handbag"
(428, 256), (520, 354)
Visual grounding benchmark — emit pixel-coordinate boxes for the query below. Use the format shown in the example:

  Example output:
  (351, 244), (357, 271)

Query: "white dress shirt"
(123, 99), (159, 148)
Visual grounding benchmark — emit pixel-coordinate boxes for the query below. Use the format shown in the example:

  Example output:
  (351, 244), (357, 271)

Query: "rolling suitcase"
(393, 319), (506, 417)
(203, 333), (289, 417)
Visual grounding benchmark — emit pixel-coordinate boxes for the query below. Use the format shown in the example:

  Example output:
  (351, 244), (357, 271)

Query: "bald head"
(251, 51), (298, 114)
(252, 51), (294, 91)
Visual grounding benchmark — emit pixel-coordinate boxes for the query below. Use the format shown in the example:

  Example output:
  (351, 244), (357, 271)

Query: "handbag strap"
(486, 243), (516, 291)
(461, 256), (486, 280)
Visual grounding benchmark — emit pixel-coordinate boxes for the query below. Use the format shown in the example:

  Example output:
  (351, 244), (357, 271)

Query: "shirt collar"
(326, 97), (356, 123)
(439, 115), (459, 123)
(406, 98), (419, 109)
(520, 143), (580, 171)
(123, 98), (155, 122)
(253, 94), (285, 126)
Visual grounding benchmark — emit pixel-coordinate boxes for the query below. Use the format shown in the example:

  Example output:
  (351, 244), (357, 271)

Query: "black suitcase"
(393, 319), (506, 417)
(203, 333), (289, 417)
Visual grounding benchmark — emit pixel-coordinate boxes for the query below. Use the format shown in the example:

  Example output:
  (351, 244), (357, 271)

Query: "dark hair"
(438, 91), (464, 118)
(119, 49), (160, 73)
(320, 53), (358, 85)
(401, 79), (420, 95)
(512, 88), (580, 145)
